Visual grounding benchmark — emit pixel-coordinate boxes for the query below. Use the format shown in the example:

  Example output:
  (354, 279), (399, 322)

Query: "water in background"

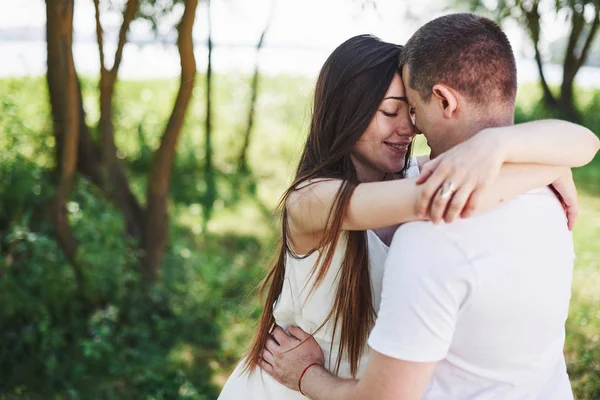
(3, 40), (600, 87)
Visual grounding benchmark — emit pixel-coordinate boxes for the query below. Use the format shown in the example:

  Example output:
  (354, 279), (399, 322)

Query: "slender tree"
(238, 0), (276, 173)
(203, 0), (216, 224)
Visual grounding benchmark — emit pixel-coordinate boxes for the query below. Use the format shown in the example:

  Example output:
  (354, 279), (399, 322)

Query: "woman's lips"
(384, 141), (410, 153)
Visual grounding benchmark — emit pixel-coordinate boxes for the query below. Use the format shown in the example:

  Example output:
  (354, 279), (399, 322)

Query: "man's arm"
(300, 349), (435, 400)
(262, 327), (435, 400)
(262, 223), (474, 399)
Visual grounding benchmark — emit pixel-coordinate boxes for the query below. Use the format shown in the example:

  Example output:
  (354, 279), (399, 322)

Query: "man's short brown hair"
(400, 13), (517, 106)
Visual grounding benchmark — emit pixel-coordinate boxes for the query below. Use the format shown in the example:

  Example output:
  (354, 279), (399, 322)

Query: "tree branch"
(110, 0), (139, 81)
(238, 0), (276, 172)
(93, 0), (106, 73)
(563, 7), (586, 82)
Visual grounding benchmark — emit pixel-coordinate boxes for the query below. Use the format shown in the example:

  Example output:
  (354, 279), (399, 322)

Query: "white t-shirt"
(368, 187), (575, 400)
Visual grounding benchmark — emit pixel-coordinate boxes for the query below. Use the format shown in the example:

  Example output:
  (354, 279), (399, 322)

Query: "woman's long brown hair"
(243, 35), (410, 377)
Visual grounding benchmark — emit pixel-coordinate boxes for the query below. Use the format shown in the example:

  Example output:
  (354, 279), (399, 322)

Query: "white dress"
(218, 157), (420, 399)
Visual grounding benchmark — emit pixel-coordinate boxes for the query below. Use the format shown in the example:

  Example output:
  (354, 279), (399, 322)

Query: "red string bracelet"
(298, 362), (321, 396)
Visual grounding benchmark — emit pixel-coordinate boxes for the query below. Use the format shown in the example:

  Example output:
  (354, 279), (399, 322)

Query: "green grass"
(0, 75), (599, 399)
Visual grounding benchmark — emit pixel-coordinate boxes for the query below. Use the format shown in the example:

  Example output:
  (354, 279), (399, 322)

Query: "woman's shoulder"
(286, 178), (341, 206)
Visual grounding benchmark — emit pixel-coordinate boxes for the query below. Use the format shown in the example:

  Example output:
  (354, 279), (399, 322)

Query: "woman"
(218, 35), (597, 399)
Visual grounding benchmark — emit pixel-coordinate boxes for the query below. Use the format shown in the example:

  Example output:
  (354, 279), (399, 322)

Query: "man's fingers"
(272, 326), (291, 345)
(288, 325), (310, 341)
(260, 359), (274, 375)
(266, 337), (280, 353)
(262, 349), (275, 364)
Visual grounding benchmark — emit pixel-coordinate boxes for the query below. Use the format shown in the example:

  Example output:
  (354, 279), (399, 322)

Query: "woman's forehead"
(383, 74), (406, 100)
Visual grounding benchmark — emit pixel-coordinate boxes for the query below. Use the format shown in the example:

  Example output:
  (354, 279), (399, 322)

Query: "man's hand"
(260, 326), (325, 391)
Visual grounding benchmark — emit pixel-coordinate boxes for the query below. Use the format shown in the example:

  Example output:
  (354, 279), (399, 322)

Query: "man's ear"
(432, 84), (458, 118)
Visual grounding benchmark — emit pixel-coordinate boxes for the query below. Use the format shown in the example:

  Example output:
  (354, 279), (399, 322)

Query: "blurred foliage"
(0, 73), (308, 399)
(1, 75), (599, 399)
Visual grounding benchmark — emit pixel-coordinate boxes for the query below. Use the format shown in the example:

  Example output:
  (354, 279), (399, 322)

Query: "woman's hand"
(416, 130), (506, 223)
(551, 168), (579, 231)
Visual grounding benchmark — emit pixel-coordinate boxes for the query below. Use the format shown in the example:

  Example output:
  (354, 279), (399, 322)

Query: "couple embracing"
(219, 13), (600, 400)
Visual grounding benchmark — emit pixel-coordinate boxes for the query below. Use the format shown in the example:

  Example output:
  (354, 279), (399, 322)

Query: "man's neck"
(430, 114), (514, 158)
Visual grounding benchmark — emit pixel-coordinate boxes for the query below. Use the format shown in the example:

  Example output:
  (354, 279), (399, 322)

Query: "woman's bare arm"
(289, 119), (597, 252)
(417, 119), (597, 222)
(287, 164), (568, 253)
(500, 120), (599, 167)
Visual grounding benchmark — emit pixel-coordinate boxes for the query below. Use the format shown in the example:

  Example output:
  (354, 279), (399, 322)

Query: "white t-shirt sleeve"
(368, 222), (477, 362)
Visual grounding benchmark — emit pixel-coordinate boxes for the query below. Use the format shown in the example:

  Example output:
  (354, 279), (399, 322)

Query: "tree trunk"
(559, 66), (579, 122)
(238, 0), (275, 173)
(142, 0), (199, 283)
(45, 0), (85, 294)
(203, 0), (216, 224)
(559, 8), (599, 122)
(93, 0), (144, 238)
(558, 9), (586, 121)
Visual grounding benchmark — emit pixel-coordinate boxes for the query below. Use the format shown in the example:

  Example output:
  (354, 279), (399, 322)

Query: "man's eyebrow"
(383, 96), (408, 102)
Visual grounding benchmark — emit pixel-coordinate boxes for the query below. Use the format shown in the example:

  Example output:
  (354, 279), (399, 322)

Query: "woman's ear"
(432, 84), (458, 118)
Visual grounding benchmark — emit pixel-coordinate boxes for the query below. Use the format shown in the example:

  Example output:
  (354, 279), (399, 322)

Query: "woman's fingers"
(417, 162), (453, 217)
(429, 166), (468, 223)
(443, 183), (474, 223)
(461, 186), (484, 218)
(416, 157), (441, 184)
(430, 179), (458, 223)
(551, 170), (578, 231)
(565, 202), (579, 231)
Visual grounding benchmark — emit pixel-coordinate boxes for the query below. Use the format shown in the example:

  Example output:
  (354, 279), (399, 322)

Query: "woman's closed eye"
(381, 109), (398, 117)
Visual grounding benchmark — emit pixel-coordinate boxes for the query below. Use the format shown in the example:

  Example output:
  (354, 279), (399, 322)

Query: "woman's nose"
(396, 119), (416, 137)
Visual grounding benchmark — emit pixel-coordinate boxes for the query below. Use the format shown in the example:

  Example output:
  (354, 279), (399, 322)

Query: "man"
(260, 13), (577, 399)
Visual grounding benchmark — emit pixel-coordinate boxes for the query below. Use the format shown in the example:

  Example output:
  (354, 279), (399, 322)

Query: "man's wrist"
(299, 362), (323, 395)
(301, 364), (329, 397)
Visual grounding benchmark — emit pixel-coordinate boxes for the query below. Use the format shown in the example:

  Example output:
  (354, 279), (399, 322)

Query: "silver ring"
(438, 180), (456, 200)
